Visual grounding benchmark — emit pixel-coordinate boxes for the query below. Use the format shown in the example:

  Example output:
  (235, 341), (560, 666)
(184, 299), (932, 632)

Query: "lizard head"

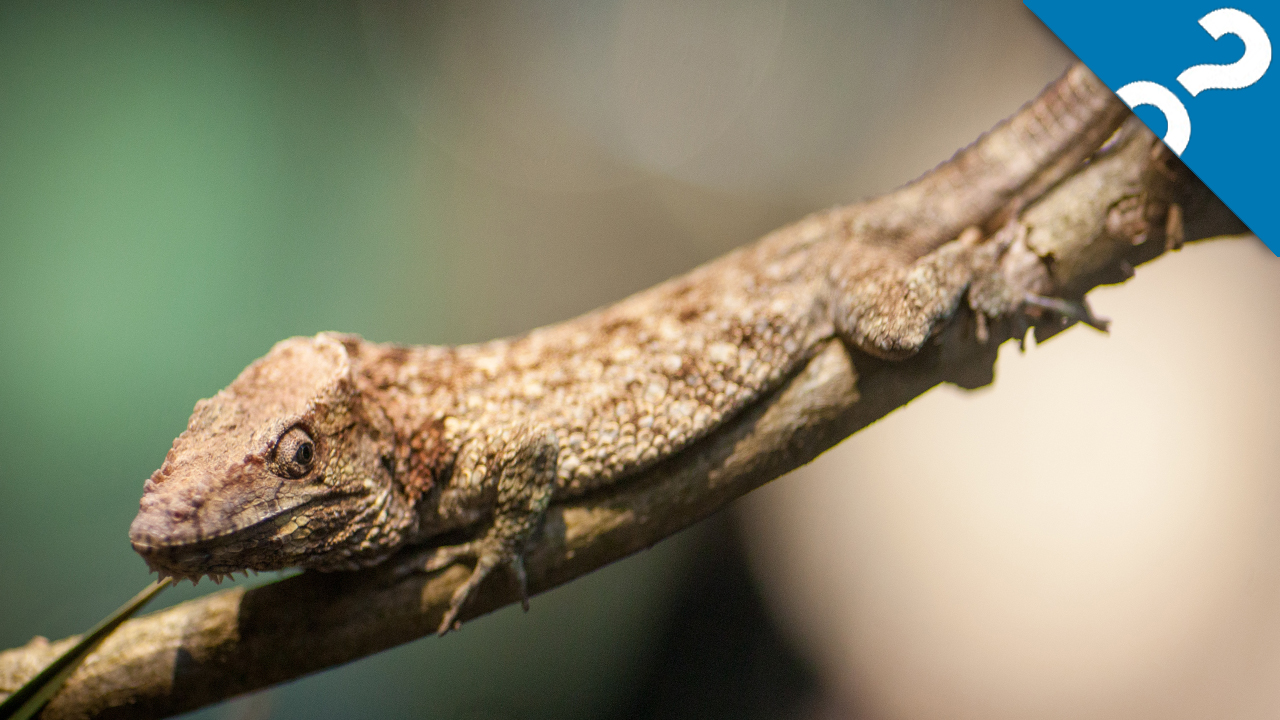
(129, 333), (416, 582)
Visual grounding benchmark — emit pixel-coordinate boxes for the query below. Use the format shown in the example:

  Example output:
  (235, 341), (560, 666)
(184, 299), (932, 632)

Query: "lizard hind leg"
(835, 227), (985, 359)
(404, 427), (559, 635)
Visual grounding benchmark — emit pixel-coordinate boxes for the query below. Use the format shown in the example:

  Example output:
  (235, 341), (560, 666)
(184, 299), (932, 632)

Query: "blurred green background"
(0, 3), (705, 718)
(0, 1), (1086, 718)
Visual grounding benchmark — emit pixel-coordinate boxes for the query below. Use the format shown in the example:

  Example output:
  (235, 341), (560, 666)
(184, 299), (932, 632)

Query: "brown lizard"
(128, 64), (1130, 634)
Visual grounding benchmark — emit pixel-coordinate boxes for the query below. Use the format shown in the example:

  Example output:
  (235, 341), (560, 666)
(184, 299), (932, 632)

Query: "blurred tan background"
(0, 1), (1271, 719)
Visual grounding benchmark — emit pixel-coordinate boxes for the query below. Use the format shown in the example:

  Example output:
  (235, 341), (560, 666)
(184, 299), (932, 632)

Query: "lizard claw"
(510, 554), (530, 612)
(1023, 294), (1109, 332)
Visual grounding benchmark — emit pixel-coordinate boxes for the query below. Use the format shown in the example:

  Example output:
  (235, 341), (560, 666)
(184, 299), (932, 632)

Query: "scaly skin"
(129, 64), (1129, 633)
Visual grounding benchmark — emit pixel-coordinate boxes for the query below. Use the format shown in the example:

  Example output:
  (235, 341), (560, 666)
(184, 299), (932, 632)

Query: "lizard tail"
(852, 62), (1130, 259)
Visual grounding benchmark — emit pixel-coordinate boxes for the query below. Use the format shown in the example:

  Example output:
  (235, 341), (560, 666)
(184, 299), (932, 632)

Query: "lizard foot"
(396, 535), (531, 635)
(435, 537), (528, 635)
(1023, 294), (1109, 332)
(834, 229), (983, 359)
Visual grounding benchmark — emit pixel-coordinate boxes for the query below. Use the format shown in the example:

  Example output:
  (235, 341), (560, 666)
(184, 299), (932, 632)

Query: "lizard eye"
(274, 426), (316, 479)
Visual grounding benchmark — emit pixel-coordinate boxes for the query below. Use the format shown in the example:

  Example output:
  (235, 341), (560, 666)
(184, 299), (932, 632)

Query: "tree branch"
(0, 110), (1248, 719)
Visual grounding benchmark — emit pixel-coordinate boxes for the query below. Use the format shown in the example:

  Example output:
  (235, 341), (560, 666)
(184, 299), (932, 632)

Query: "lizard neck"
(345, 339), (461, 513)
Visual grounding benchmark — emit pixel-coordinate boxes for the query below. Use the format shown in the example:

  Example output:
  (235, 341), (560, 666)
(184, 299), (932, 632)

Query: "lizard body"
(129, 65), (1129, 632)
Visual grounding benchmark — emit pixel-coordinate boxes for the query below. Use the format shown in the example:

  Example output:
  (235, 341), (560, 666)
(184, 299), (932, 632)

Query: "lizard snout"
(128, 469), (262, 579)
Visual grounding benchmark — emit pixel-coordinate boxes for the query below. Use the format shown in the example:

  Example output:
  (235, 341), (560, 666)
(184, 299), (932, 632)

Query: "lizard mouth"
(129, 493), (353, 582)
(130, 517), (291, 582)
(135, 546), (262, 585)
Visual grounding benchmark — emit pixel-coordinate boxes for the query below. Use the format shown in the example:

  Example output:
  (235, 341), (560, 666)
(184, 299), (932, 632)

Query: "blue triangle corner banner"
(1024, 1), (1276, 253)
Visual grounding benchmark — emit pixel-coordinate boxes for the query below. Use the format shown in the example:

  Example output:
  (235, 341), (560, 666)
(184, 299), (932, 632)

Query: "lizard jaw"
(129, 493), (327, 580)
(130, 489), (395, 580)
(131, 530), (283, 582)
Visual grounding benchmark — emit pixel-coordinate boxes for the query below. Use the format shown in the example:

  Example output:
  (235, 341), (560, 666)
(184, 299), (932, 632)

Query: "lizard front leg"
(401, 426), (559, 634)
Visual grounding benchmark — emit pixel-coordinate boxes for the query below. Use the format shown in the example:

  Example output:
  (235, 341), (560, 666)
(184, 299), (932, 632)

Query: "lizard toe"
(1023, 293), (1110, 332)
(436, 540), (521, 635)
(390, 540), (478, 579)
(422, 541), (482, 573)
